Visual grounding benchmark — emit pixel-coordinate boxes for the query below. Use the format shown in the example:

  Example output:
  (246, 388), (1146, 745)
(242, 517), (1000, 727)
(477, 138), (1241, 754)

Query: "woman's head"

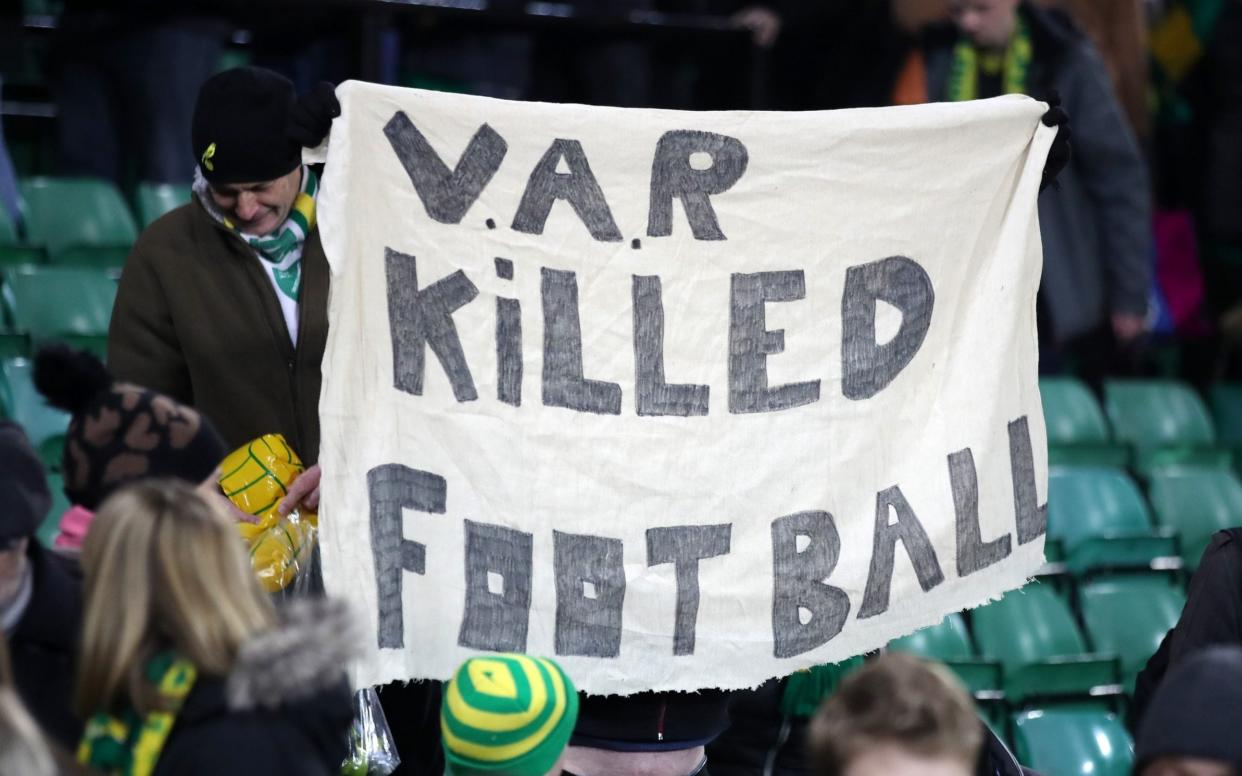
(76, 480), (274, 716)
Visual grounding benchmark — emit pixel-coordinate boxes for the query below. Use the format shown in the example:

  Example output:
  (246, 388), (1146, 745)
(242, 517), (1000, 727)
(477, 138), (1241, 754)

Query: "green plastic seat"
(0, 358), (70, 464)
(1012, 709), (1134, 776)
(1041, 377), (1128, 467)
(972, 584), (1120, 701)
(135, 182), (190, 228)
(4, 266), (117, 340)
(1149, 467), (1242, 568)
(1079, 575), (1185, 692)
(1048, 467), (1178, 571)
(38, 470), (70, 548)
(1210, 383), (1242, 456)
(890, 613), (974, 659)
(1105, 380), (1229, 474)
(0, 246), (46, 267)
(19, 177), (138, 261)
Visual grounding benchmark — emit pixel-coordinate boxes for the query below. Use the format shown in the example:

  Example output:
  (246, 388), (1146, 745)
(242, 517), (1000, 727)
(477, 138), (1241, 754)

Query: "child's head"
(441, 654), (578, 776)
(808, 653), (983, 776)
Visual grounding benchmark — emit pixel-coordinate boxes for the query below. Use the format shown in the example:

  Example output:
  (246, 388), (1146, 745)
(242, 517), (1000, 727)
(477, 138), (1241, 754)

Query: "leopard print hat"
(33, 345), (226, 510)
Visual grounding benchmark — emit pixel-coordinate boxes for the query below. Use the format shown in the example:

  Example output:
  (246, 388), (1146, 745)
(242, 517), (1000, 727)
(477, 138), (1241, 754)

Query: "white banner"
(315, 82), (1052, 694)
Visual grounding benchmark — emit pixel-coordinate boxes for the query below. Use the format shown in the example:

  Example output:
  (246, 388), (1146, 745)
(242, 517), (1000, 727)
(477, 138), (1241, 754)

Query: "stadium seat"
(0, 358), (70, 469)
(1012, 709), (1134, 776)
(1104, 379), (1229, 474)
(39, 470), (69, 548)
(1078, 575), (1185, 692)
(3, 266), (117, 343)
(972, 584), (1121, 702)
(0, 208), (44, 267)
(1048, 467), (1179, 572)
(18, 177), (138, 263)
(1149, 466), (1242, 568)
(1210, 384), (1242, 460)
(1041, 377), (1127, 467)
(890, 613), (974, 659)
(136, 182), (190, 227)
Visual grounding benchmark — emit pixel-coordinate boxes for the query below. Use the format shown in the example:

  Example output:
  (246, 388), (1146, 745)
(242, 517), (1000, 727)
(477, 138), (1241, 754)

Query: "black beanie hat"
(192, 66), (301, 185)
(33, 345), (228, 511)
(0, 421), (51, 543)
(1135, 646), (1242, 770)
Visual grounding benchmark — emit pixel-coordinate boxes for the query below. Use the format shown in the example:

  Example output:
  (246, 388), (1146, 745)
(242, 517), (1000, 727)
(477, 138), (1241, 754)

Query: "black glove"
(288, 81), (341, 148)
(1040, 90), (1071, 192)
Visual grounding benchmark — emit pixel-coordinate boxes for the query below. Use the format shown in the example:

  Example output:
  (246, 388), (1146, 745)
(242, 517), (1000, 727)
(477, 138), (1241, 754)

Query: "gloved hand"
(1040, 90), (1071, 192)
(288, 81), (341, 148)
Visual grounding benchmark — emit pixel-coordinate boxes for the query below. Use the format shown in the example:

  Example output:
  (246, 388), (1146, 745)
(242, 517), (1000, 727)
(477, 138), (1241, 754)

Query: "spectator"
(807, 653), (982, 776)
(893, 0), (1150, 383)
(50, 1), (229, 185)
(440, 654), (578, 776)
(0, 421), (82, 750)
(1133, 528), (1242, 729)
(33, 345), (229, 549)
(74, 480), (356, 776)
(106, 66), (338, 516)
(1134, 646), (1242, 776)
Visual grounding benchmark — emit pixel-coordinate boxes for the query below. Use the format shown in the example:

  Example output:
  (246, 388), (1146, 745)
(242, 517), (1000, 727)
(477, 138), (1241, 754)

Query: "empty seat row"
(891, 578), (1184, 700)
(1042, 377), (1233, 475)
(0, 266), (117, 359)
(0, 178), (190, 268)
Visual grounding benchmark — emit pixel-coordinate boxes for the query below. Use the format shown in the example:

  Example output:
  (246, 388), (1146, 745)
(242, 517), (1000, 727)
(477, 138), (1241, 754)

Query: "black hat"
(0, 421), (51, 543)
(192, 66), (301, 185)
(33, 345), (228, 511)
(1136, 646), (1242, 770)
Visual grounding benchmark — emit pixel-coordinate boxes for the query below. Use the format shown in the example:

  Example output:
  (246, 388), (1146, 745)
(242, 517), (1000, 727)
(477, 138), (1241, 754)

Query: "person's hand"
(288, 82), (341, 148)
(732, 6), (783, 49)
(278, 463), (322, 516)
(1112, 312), (1146, 342)
(1040, 91), (1071, 192)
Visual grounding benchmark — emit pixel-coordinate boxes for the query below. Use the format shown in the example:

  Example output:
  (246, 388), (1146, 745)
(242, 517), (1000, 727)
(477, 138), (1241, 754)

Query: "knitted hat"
(442, 655), (579, 776)
(192, 66), (300, 185)
(0, 421), (51, 543)
(1136, 646), (1242, 770)
(33, 345), (227, 510)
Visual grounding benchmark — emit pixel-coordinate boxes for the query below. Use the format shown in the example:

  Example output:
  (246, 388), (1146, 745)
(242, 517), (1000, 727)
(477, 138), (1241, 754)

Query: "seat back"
(890, 613), (974, 660)
(136, 182), (190, 228)
(0, 358), (70, 459)
(1012, 709), (1134, 776)
(1048, 467), (1152, 550)
(1149, 467), (1242, 568)
(1105, 379), (1216, 450)
(4, 266), (117, 339)
(1042, 377), (1110, 445)
(972, 584), (1088, 674)
(19, 177), (138, 259)
(1079, 575), (1185, 691)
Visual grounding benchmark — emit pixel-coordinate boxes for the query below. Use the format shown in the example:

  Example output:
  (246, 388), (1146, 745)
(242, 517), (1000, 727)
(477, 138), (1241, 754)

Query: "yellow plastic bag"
(219, 434), (318, 593)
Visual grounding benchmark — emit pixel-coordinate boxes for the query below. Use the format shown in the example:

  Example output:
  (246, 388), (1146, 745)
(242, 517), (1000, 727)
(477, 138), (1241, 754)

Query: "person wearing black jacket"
(1132, 527), (1242, 731)
(0, 421), (83, 751)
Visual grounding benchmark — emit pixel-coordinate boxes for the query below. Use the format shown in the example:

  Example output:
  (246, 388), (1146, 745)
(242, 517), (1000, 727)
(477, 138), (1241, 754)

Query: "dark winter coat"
(10, 542), (83, 750)
(1132, 528), (1242, 730)
(150, 598), (357, 776)
(107, 196), (329, 463)
(921, 4), (1152, 344)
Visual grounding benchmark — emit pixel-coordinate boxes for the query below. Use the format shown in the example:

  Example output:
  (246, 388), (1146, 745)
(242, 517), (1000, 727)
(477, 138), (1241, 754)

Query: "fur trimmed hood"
(226, 596), (364, 712)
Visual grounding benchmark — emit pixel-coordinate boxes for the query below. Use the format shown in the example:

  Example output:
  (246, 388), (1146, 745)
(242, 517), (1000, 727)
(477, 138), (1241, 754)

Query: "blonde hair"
(76, 480), (276, 717)
(808, 653), (983, 776)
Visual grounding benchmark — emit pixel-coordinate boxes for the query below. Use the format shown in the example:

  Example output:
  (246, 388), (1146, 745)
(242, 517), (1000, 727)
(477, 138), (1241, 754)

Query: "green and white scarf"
(946, 14), (1033, 102)
(227, 167), (318, 303)
(77, 652), (198, 776)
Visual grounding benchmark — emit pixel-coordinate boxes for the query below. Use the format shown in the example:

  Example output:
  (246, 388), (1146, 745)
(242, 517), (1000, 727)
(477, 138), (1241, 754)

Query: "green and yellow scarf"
(226, 167), (318, 303)
(946, 15), (1033, 102)
(78, 652), (198, 776)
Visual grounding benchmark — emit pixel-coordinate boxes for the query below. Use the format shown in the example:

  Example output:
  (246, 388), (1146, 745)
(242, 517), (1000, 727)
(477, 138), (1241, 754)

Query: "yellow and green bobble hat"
(441, 654), (579, 776)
